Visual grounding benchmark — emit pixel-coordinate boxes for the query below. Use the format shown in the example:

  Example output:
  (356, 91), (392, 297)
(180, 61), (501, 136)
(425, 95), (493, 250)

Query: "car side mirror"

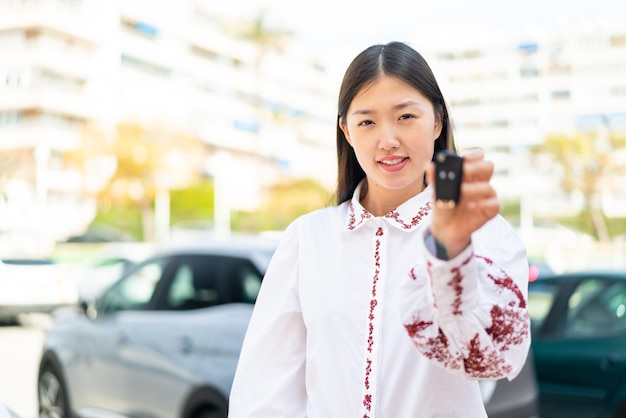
(78, 298), (98, 320)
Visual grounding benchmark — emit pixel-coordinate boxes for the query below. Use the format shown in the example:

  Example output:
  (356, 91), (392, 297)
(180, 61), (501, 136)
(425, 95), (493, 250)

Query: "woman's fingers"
(462, 157), (494, 183)
(460, 181), (497, 201)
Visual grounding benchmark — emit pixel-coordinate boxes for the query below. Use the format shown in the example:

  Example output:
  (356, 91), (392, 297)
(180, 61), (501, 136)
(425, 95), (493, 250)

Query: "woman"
(229, 41), (530, 418)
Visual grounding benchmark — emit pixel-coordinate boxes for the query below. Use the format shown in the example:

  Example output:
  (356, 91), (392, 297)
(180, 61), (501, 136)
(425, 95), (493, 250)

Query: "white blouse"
(229, 183), (530, 418)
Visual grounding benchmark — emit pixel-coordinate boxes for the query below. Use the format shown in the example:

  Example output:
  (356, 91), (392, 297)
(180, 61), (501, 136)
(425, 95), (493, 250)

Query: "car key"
(434, 150), (463, 208)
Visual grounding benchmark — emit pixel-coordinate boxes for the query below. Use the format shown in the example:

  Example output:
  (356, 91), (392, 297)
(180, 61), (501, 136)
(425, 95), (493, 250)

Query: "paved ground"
(0, 314), (50, 418)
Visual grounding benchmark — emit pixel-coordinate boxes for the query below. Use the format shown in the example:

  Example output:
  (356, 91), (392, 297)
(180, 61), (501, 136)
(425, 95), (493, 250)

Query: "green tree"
(233, 178), (332, 232)
(233, 8), (293, 71)
(533, 126), (626, 241)
(69, 121), (207, 241)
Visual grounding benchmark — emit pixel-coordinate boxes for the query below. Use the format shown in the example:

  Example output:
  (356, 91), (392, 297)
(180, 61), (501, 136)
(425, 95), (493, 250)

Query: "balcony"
(0, 1), (100, 44)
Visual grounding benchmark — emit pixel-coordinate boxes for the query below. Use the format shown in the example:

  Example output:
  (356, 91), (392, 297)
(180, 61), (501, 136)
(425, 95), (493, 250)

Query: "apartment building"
(417, 20), (626, 219)
(0, 0), (337, 241)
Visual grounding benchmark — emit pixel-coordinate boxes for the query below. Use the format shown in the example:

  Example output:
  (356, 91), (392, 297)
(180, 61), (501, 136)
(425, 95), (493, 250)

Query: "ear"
(433, 112), (443, 141)
(339, 117), (353, 146)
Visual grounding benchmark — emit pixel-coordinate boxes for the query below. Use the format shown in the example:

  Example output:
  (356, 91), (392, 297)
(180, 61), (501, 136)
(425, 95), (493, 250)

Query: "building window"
(491, 120), (509, 128)
(121, 54), (171, 77)
(520, 68), (539, 77)
(0, 111), (19, 127)
(551, 90), (571, 101)
(518, 42), (538, 55)
(120, 18), (159, 39)
(233, 118), (260, 134)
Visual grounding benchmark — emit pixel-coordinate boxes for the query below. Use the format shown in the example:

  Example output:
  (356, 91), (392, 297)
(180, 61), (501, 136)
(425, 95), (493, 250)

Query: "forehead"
(350, 75), (431, 108)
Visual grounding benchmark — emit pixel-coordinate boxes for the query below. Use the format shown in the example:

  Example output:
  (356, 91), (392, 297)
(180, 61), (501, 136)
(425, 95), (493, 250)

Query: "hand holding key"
(427, 148), (500, 259)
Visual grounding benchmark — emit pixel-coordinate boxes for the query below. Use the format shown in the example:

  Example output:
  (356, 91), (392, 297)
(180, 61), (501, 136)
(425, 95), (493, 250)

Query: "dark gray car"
(482, 350), (540, 418)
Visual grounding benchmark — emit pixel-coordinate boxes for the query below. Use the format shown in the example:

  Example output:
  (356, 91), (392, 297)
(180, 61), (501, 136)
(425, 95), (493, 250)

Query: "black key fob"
(434, 151), (463, 207)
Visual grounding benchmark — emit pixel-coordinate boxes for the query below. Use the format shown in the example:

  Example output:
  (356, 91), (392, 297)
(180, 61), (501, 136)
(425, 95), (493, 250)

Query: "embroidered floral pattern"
(486, 305), (529, 351)
(347, 202), (372, 230)
(478, 255), (527, 309)
(346, 197), (431, 232)
(403, 253), (529, 380)
(404, 314), (434, 338)
(447, 254), (472, 316)
(384, 202), (431, 230)
(405, 320), (464, 370)
(464, 334), (513, 378)
(362, 230), (382, 415)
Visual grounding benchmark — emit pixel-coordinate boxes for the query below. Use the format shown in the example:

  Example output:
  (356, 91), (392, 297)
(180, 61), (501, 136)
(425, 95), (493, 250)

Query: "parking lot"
(0, 315), (49, 418)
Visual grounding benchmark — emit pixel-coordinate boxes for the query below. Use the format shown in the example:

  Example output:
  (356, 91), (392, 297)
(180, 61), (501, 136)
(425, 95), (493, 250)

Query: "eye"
(357, 119), (374, 127)
(399, 114), (416, 121)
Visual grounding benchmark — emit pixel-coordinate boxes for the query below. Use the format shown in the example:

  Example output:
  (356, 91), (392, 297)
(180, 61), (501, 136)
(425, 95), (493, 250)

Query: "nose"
(378, 125), (400, 150)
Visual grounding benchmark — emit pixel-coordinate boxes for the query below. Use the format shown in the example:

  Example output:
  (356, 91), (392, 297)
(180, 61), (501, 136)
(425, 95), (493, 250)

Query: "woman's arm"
(400, 217), (530, 380)
(229, 222), (307, 417)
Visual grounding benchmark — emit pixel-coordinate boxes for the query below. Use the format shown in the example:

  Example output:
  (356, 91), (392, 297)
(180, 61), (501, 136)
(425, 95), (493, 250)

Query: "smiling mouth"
(379, 157), (408, 165)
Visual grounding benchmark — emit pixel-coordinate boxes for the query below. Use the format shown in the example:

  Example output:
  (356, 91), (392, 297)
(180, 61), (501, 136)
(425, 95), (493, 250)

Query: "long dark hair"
(335, 41), (456, 204)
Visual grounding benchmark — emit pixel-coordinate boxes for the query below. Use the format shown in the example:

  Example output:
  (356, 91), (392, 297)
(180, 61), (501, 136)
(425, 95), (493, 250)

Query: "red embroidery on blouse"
(485, 272), (527, 309)
(363, 393), (372, 411)
(348, 202), (372, 230)
(422, 329), (462, 370)
(404, 317), (434, 338)
(384, 202), (432, 229)
(486, 305), (530, 351)
(464, 334), (513, 378)
(448, 254), (472, 315)
(362, 234), (382, 415)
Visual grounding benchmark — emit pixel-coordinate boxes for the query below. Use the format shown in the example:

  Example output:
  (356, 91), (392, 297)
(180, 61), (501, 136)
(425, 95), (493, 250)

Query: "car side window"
(161, 255), (263, 311)
(563, 279), (626, 338)
(528, 280), (560, 332)
(99, 259), (166, 314)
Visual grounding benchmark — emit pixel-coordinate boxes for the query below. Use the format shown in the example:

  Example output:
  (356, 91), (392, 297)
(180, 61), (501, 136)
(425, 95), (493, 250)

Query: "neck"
(360, 181), (424, 217)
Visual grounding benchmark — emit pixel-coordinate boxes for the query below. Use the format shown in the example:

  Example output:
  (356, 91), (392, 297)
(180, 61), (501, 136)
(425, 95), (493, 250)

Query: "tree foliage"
(233, 178), (333, 232)
(232, 8), (293, 70)
(100, 122), (206, 208)
(67, 121), (208, 240)
(533, 128), (626, 241)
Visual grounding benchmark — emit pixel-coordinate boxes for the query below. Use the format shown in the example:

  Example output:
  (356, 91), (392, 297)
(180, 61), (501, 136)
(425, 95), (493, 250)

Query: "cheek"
(351, 145), (369, 166)
(349, 141), (376, 169)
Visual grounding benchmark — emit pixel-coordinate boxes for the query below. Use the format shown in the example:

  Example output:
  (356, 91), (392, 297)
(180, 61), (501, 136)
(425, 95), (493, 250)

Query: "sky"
(221, 0), (626, 74)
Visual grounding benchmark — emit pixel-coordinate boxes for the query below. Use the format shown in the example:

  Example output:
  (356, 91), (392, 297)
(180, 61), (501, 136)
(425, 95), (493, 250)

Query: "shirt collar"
(345, 181), (433, 232)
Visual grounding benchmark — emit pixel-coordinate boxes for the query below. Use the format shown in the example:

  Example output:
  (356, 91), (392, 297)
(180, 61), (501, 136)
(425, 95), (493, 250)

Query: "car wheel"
(38, 362), (70, 418)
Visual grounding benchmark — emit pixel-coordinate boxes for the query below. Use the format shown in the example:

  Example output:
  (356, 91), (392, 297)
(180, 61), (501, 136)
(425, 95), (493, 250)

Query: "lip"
(377, 156), (409, 173)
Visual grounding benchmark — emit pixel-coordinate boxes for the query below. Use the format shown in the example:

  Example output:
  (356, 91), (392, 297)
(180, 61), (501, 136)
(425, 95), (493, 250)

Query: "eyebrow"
(350, 99), (424, 116)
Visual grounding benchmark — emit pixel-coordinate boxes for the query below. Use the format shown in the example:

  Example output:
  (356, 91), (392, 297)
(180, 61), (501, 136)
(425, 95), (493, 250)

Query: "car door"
(119, 253), (263, 418)
(72, 256), (169, 415)
(531, 276), (626, 418)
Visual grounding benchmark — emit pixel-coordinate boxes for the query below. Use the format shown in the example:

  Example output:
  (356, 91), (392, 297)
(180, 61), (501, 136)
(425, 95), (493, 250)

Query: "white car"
(71, 242), (156, 299)
(38, 238), (277, 418)
(0, 258), (77, 324)
(0, 402), (20, 418)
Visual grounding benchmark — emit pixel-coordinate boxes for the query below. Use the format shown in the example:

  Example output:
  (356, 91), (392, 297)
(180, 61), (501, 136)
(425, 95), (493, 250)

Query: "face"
(339, 75), (442, 210)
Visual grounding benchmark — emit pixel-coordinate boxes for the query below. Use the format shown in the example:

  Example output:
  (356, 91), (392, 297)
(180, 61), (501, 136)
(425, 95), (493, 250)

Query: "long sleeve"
(400, 215), (530, 381)
(228, 221), (307, 418)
